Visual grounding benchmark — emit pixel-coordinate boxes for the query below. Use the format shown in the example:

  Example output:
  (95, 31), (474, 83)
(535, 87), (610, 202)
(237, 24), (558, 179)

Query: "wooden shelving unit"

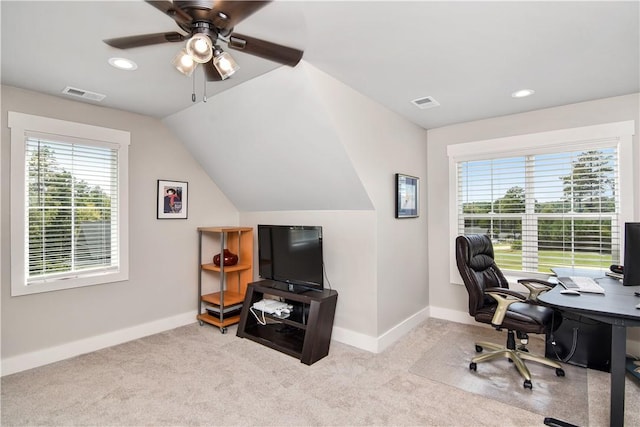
(196, 226), (253, 333)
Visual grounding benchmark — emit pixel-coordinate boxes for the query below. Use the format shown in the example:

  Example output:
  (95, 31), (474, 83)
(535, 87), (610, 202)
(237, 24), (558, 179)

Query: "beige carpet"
(409, 327), (588, 426)
(2, 318), (639, 426)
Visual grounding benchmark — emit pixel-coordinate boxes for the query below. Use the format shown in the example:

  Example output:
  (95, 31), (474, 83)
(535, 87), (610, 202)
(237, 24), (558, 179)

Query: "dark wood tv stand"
(236, 280), (338, 365)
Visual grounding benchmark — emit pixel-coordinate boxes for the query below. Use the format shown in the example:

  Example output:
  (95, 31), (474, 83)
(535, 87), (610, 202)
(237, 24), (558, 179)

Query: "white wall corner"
(332, 306), (430, 353)
(429, 306), (476, 326)
(331, 326), (379, 353)
(376, 306), (431, 352)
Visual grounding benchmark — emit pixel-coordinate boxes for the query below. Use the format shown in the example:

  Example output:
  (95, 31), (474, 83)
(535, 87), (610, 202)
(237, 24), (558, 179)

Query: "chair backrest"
(455, 234), (509, 316)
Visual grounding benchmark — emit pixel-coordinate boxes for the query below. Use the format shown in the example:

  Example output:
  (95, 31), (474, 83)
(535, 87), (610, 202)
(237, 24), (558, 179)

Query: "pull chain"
(192, 69), (196, 103)
(203, 69), (207, 102)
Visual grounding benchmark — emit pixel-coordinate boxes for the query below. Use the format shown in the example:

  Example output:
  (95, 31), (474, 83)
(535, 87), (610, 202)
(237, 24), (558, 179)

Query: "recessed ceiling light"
(511, 89), (535, 98)
(108, 57), (137, 71)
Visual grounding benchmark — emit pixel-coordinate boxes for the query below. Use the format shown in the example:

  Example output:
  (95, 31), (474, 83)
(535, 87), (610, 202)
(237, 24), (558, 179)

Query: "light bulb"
(212, 49), (239, 79)
(185, 34), (213, 63)
(194, 38), (209, 54)
(217, 57), (232, 72)
(180, 55), (194, 67)
(173, 48), (197, 76)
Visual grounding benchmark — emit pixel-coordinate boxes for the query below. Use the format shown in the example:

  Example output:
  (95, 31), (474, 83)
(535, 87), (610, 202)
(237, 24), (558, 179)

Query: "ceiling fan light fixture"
(173, 48), (196, 76)
(185, 33), (213, 63)
(212, 47), (239, 79)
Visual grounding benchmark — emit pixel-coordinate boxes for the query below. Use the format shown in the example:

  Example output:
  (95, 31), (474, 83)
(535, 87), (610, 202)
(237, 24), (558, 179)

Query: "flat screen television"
(258, 225), (324, 292)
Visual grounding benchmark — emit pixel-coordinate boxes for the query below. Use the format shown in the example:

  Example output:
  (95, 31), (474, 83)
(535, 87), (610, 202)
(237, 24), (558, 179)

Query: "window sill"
(12, 270), (128, 296)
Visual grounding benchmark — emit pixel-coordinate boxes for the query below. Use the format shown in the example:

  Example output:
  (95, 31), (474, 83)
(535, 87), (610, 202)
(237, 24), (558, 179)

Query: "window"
(9, 112), (129, 295)
(448, 121), (634, 279)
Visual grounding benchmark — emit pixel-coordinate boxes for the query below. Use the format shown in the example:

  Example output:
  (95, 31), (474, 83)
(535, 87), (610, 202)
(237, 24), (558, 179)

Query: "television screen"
(258, 225), (323, 291)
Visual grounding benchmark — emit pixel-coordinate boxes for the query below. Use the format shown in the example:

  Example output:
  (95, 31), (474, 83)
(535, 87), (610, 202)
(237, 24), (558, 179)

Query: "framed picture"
(395, 173), (419, 218)
(157, 179), (188, 219)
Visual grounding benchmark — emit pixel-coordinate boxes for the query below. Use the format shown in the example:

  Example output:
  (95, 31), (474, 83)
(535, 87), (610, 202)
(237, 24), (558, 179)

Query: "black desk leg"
(610, 324), (626, 427)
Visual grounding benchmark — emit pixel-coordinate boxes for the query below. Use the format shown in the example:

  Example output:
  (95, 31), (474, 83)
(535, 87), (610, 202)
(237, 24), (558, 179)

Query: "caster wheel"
(469, 362), (477, 371)
(524, 380), (533, 389)
(221, 327), (228, 334)
(556, 368), (565, 377)
(198, 320), (204, 326)
(475, 345), (483, 353)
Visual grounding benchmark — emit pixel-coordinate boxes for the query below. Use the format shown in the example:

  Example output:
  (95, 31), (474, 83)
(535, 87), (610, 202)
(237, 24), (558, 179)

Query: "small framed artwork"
(395, 173), (419, 218)
(157, 179), (188, 219)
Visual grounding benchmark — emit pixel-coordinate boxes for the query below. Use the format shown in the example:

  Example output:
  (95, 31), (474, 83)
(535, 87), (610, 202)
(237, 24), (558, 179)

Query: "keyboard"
(558, 276), (605, 294)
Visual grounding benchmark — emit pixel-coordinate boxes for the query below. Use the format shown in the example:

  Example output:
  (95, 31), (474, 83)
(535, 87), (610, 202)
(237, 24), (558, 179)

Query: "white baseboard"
(331, 306), (430, 353)
(376, 306), (431, 352)
(330, 326), (379, 353)
(1, 311), (196, 376)
(429, 306), (475, 325)
(5, 305), (637, 376)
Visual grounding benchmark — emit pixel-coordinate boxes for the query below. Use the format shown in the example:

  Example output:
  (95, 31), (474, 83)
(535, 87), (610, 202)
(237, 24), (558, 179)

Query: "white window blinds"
(25, 136), (119, 282)
(9, 111), (129, 296)
(456, 145), (621, 274)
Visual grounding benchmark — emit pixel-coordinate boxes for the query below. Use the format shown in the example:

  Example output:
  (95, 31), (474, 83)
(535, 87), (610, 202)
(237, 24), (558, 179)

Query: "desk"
(538, 268), (640, 427)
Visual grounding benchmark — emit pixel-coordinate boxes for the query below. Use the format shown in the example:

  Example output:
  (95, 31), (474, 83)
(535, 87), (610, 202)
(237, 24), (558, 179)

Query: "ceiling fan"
(104, 0), (304, 81)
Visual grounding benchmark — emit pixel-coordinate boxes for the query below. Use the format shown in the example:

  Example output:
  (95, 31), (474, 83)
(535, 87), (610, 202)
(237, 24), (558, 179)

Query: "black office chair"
(455, 234), (565, 389)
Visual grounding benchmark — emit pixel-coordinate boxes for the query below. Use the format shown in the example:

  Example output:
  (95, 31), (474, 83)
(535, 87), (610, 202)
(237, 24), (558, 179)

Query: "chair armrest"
(485, 287), (527, 327)
(485, 287), (527, 299)
(517, 278), (555, 301)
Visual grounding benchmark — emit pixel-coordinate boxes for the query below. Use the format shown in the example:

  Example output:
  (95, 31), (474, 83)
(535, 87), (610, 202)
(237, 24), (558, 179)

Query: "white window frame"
(447, 120), (635, 284)
(9, 112), (130, 296)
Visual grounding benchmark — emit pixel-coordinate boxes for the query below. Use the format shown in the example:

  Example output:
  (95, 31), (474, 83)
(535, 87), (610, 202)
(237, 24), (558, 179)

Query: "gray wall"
(1, 85), (239, 362)
(306, 65), (429, 336)
(426, 93), (640, 348)
(166, 63), (430, 342)
(1, 64), (429, 371)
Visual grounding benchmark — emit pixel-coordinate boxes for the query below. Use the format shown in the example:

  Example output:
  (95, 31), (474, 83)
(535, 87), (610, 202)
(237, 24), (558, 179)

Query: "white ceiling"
(2, 1), (638, 130)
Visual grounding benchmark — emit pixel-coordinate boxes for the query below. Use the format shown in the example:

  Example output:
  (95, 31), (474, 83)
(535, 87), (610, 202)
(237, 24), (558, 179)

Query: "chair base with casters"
(469, 330), (565, 389)
(455, 234), (566, 390)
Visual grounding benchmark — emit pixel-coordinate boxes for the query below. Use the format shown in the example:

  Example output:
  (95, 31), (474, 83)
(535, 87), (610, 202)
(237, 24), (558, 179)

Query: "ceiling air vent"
(410, 96), (440, 110)
(62, 86), (106, 102)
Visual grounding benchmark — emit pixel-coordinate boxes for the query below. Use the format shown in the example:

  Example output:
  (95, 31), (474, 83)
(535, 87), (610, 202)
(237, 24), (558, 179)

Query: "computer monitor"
(623, 222), (640, 286)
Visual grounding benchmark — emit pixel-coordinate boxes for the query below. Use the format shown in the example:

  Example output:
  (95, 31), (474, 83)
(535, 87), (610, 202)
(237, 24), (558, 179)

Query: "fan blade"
(227, 33), (303, 67)
(203, 61), (223, 81)
(104, 32), (186, 49)
(145, 0), (193, 27)
(209, 1), (271, 33)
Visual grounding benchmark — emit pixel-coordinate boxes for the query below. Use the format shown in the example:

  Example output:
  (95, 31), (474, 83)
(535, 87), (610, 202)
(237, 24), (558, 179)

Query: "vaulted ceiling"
(3, 1), (638, 212)
(2, 1), (638, 130)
